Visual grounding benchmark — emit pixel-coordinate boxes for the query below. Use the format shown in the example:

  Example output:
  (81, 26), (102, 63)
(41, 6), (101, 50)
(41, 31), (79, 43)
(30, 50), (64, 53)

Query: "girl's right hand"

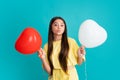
(37, 48), (46, 59)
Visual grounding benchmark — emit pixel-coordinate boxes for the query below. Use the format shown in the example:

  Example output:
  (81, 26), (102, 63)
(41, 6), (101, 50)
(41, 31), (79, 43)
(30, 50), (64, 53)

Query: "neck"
(54, 34), (62, 41)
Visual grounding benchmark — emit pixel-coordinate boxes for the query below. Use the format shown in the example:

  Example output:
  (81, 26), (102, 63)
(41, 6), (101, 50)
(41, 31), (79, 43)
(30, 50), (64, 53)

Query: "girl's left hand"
(78, 46), (86, 56)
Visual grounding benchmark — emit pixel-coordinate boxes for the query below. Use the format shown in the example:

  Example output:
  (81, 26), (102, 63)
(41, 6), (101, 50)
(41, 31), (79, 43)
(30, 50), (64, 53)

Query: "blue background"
(0, 0), (120, 80)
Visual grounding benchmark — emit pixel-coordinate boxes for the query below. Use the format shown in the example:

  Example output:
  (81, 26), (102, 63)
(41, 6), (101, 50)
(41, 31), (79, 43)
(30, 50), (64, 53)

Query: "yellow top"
(43, 37), (85, 69)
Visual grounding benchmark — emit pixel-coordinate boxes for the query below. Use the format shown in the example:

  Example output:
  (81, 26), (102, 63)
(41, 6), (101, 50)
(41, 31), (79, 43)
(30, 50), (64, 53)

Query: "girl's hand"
(37, 48), (46, 59)
(78, 46), (86, 57)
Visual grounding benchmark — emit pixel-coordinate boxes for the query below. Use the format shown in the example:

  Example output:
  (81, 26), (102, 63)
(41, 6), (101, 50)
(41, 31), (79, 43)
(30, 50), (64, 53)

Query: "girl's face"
(52, 19), (65, 36)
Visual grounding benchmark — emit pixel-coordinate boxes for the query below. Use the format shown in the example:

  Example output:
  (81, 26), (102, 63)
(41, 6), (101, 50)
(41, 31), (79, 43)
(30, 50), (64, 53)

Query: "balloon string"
(84, 58), (88, 80)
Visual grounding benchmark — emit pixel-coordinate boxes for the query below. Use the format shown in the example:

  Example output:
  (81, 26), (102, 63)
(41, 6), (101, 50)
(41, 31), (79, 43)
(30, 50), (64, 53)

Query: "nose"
(58, 25), (61, 29)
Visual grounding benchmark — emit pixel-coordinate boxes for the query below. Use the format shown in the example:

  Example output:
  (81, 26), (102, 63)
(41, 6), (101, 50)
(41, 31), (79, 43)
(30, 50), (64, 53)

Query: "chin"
(56, 33), (63, 35)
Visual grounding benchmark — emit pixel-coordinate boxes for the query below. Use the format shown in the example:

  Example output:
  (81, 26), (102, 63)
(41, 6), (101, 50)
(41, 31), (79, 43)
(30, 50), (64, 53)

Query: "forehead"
(53, 19), (64, 24)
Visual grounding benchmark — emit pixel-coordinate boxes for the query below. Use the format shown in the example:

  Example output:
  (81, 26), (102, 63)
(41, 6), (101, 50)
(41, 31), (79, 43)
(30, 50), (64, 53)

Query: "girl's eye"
(61, 25), (64, 27)
(54, 24), (58, 26)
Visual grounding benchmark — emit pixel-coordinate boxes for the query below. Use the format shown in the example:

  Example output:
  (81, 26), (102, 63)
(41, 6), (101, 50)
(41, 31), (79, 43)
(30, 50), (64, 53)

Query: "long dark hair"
(47, 16), (69, 75)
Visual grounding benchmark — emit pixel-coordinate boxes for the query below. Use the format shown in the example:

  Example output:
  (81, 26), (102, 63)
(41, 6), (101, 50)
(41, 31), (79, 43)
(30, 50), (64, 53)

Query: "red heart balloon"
(15, 27), (42, 54)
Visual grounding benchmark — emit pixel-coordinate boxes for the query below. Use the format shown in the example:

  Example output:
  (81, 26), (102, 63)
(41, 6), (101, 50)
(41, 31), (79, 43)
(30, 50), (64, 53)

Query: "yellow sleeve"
(43, 43), (49, 64)
(71, 39), (85, 62)
(73, 40), (85, 61)
(71, 39), (79, 58)
(43, 43), (48, 55)
(71, 39), (86, 62)
(41, 43), (49, 69)
(67, 38), (79, 66)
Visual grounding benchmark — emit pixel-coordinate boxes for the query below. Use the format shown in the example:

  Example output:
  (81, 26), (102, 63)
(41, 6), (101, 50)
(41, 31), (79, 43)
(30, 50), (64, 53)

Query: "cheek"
(52, 27), (57, 33)
(62, 29), (65, 33)
(62, 27), (65, 32)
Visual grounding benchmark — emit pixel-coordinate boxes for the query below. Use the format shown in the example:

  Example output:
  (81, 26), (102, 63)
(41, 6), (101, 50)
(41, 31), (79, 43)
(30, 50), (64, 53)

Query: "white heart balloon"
(78, 19), (107, 48)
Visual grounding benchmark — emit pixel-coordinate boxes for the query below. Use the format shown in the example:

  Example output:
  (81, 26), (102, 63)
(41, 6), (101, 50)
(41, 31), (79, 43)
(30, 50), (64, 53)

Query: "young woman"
(38, 16), (86, 80)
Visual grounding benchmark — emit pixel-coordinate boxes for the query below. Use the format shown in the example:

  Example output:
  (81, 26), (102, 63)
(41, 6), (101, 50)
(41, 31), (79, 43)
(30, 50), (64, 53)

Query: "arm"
(77, 46), (86, 65)
(37, 48), (51, 74)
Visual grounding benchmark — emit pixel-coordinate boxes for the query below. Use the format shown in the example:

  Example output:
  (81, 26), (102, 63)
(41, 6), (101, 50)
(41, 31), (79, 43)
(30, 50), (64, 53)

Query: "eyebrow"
(53, 22), (64, 24)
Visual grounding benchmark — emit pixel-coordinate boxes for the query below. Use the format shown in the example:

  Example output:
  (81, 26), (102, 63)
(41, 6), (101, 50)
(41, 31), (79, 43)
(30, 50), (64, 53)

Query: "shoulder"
(68, 37), (76, 43)
(43, 43), (48, 49)
(43, 43), (48, 53)
(67, 37), (79, 47)
(44, 43), (48, 46)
